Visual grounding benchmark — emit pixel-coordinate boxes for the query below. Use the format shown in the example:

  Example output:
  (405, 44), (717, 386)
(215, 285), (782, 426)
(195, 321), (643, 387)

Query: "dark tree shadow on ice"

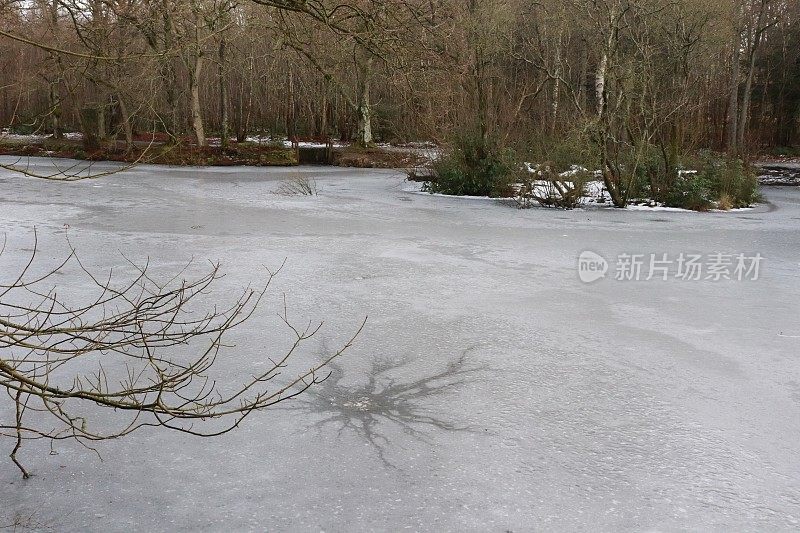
(288, 347), (488, 467)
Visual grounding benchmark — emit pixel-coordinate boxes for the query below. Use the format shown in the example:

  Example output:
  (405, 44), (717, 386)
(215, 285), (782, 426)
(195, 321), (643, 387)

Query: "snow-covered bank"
(757, 162), (800, 186)
(404, 178), (757, 213)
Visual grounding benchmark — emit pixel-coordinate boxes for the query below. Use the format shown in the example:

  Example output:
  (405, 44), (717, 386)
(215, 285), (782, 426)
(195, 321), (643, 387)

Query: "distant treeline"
(0, 0), (798, 154)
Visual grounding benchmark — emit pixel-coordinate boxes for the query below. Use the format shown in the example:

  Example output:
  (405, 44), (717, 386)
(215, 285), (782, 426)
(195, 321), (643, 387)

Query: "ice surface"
(0, 157), (799, 531)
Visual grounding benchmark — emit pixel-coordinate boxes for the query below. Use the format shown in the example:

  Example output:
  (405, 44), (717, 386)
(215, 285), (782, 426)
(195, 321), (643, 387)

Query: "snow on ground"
(405, 176), (741, 212)
(411, 163), (760, 212)
(1, 157), (799, 531)
(757, 162), (800, 186)
(0, 131), (50, 143)
(0, 129), (83, 142)
(238, 135), (349, 149)
(522, 163), (730, 211)
(238, 136), (441, 162)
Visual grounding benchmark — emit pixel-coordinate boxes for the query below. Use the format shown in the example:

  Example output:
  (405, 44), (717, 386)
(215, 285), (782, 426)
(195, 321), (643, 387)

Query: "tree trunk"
(595, 52), (608, 119)
(235, 53), (254, 143)
(594, 11), (626, 209)
(725, 34), (742, 154)
(49, 80), (62, 139)
(551, 30), (563, 135)
(287, 67), (295, 139)
(738, 3), (769, 152)
(320, 90), (328, 138)
(81, 106), (101, 151)
(219, 37), (229, 150)
(117, 93), (133, 149)
(474, 48), (488, 149)
(357, 98), (372, 146)
(356, 56), (374, 147)
(601, 160), (625, 208)
(775, 33), (791, 146)
(337, 93), (350, 141)
(47, 0), (63, 139)
(595, 53), (624, 208)
(162, 3), (179, 142)
(190, 55), (205, 146)
(578, 37), (589, 113)
(185, 6), (206, 147)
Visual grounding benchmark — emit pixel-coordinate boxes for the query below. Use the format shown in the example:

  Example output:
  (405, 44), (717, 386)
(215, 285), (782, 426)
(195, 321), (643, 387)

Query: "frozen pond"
(1, 157), (799, 531)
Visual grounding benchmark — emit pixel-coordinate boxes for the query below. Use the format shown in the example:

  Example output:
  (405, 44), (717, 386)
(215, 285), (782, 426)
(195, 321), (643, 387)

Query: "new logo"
(578, 251), (608, 283)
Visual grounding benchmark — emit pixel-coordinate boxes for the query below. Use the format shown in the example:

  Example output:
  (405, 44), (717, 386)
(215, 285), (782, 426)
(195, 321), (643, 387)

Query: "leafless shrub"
(0, 232), (363, 478)
(516, 164), (588, 209)
(275, 176), (319, 196)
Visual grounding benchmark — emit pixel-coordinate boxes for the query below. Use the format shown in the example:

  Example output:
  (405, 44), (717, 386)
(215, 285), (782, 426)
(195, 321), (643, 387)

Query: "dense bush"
(666, 154), (760, 210)
(705, 156), (760, 208)
(631, 144), (669, 200)
(425, 134), (517, 197)
(665, 172), (714, 211)
(425, 131), (760, 211)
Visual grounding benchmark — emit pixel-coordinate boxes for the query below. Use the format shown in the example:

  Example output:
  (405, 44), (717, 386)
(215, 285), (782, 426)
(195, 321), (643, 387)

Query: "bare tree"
(0, 232), (364, 478)
(2, 0), (799, 160)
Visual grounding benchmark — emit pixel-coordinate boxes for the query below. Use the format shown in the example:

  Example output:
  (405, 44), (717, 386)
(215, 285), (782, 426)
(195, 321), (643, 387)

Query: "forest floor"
(2, 130), (796, 175)
(1, 158), (799, 531)
(0, 132), (433, 169)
